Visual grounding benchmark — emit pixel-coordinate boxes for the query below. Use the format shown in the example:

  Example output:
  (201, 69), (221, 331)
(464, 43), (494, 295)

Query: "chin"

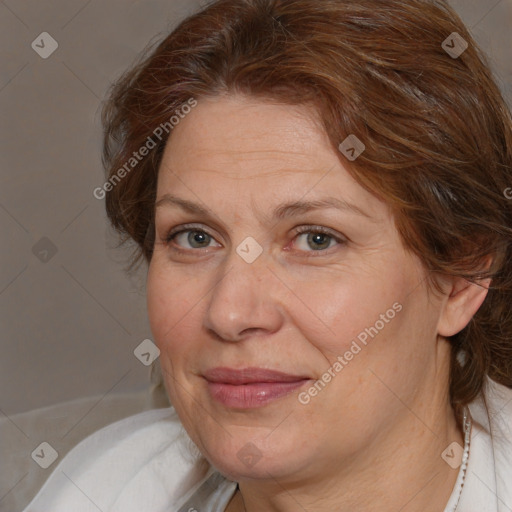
(200, 430), (314, 482)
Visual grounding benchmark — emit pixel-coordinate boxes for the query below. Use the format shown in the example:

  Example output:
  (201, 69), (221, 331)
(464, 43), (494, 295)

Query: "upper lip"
(203, 367), (310, 384)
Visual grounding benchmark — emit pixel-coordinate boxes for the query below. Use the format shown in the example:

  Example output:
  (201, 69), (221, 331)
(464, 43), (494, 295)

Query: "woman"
(25, 0), (512, 510)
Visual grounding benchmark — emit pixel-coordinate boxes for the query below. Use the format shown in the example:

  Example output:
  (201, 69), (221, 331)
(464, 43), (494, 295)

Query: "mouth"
(203, 367), (312, 409)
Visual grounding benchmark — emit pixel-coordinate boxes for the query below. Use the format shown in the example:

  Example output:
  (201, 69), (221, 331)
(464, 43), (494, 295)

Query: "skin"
(146, 94), (489, 512)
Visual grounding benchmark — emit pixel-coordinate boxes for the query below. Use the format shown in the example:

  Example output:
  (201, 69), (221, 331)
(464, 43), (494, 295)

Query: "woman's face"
(147, 95), (448, 482)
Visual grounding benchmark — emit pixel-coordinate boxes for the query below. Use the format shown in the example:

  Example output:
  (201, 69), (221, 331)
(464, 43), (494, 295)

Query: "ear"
(437, 276), (491, 337)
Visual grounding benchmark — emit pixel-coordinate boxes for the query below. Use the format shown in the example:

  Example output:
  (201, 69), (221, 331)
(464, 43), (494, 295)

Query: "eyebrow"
(155, 194), (372, 220)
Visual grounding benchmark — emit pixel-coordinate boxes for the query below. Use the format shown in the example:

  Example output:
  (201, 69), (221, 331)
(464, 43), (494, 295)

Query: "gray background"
(1, 0), (200, 417)
(0, 0), (511, 510)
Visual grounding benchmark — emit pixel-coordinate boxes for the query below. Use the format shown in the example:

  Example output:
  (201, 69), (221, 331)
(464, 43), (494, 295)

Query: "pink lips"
(203, 367), (311, 409)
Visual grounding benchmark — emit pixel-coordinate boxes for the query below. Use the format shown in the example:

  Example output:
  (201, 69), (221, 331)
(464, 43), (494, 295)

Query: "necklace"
(236, 407), (472, 512)
(240, 488), (247, 512)
(451, 406), (472, 511)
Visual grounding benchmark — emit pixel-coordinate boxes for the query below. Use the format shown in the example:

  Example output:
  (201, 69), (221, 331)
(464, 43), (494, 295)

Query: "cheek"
(146, 263), (199, 354)
(287, 265), (412, 361)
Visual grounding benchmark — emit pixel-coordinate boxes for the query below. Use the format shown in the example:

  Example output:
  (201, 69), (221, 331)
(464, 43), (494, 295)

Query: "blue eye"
(299, 232), (333, 251)
(293, 228), (343, 252)
(167, 228), (219, 249)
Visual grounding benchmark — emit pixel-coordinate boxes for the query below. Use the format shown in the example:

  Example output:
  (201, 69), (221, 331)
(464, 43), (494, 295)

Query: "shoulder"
(23, 407), (210, 512)
(476, 378), (512, 478)
(471, 377), (512, 451)
(459, 378), (512, 510)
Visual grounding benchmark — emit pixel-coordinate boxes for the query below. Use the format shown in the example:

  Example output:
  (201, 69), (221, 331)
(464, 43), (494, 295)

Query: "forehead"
(163, 95), (325, 171)
(156, 95), (387, 220)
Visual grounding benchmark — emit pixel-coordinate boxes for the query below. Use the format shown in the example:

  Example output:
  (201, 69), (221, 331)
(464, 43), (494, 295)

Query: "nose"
(203, 249), (285, 343)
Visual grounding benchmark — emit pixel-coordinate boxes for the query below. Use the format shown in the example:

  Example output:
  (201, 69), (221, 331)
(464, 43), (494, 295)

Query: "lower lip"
(207, 380), (309, 409)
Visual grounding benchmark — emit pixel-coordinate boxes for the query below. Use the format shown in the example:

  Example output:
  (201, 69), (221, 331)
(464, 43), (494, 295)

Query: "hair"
(101, 0), (512, 419)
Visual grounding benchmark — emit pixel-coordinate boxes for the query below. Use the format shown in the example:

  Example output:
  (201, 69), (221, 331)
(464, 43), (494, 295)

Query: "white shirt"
(23, 377), (512, 511)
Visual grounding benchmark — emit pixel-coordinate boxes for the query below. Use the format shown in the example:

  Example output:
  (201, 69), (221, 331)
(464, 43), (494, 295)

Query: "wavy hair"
(101, 0), (512, 418)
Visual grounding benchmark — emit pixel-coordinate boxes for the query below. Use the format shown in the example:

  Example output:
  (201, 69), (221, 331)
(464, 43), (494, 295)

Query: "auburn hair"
(101, 0), (512, 417)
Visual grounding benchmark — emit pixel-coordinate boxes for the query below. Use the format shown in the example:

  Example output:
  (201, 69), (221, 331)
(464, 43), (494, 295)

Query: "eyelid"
(292, 224), (347, 241)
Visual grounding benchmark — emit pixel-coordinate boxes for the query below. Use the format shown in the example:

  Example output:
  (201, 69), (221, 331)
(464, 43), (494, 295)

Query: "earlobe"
(437, 277), (491, 337)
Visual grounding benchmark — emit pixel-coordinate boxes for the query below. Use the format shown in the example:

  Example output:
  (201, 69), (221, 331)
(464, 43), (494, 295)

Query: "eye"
(292, 226), (346, 253)
(163, 224), (346, 256)
(165, 225), (221, 250)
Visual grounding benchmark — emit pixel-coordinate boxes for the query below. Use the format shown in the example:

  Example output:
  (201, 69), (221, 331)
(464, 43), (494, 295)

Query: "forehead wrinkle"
(185, 154), (319, 174)
(163, 165), (324, 182)
(191, 147), (313, 156)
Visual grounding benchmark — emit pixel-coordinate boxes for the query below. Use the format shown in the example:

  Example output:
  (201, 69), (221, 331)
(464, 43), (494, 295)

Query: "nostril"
(239, 327), (263, 337)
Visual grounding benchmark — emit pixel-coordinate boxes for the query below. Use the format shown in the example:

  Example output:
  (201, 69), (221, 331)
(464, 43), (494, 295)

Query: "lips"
(203, 367), (311, 409)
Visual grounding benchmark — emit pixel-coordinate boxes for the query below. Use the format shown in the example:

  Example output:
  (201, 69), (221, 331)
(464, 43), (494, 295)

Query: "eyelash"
(163, 223), (347, 257)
